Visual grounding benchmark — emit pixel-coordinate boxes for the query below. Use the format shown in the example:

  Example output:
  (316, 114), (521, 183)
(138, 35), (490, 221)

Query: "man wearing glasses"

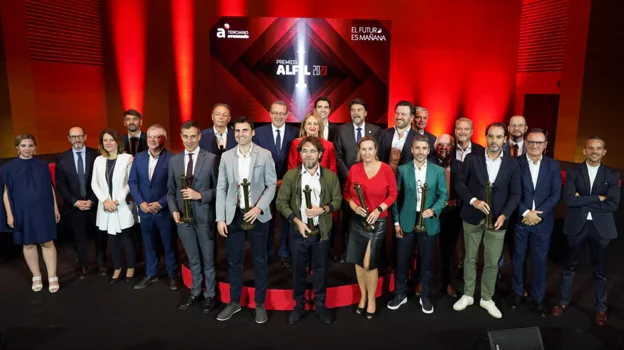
(503, 115), (528, 157)
(253, 101), (299, 267)
(55, 127), (107, 278)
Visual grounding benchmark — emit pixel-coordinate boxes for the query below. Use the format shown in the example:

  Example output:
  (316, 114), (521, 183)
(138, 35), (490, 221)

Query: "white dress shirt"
(391, 127), (409, 151)
(184, 148), (199, 177)
(237, 145), (253, 209)
(300, 165), (321, 226)
(271, 124), (285, 150)
(509, 139), (525, 156)
(586, 162), (600, 220)
(148, 150), (160, 181)
(72, 147), (86, 174)
(323, 121), (329, 140)
(214, 127), (228, 149)
(522, 155), (542, 217)
(456, 142), (473, 161)
(469, 152), (503, 205)
(353, 122), (366, 142)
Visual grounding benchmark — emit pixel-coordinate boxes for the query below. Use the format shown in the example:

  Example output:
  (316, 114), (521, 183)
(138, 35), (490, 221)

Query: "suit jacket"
(128, 149), (174, 219)
(455, 152), (521, 229)
(428, 155), (463, 202)
(503, 140), (527, 157)
(392, 161), (448, 236)
(167, 148), (218, 226)
(327, 122), (339, 143)
(376, 128), (417, 165)
(450, 142), (485, 162)
(123, 133), (148, 156)
(334, 122), (381, 182)
(91, 153), (137, 234)
(199, 127), (237, 156)
(516, 155), (562, 235)
(55, 147), (99, 208)
(253, 124), (298, 180)
(215, 144), (277, 225)
(420, 130), (437, 156)
(287, 138), (337, 174)
(563, 162), (621, 240)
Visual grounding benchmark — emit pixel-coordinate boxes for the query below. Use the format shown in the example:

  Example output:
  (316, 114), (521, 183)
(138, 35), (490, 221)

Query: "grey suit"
(334, 122), (381, 182)
(167, 148), (218, 299)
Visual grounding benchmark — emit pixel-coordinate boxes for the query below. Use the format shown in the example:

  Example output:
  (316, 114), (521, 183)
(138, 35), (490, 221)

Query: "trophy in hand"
(180, 172), (193, 223)
(302, 185), (320, 236)
(485, 181), (494, 229)
(241, 178), (256, 230)
(414, 182), (428, 232)
(354, 182), (374, 232)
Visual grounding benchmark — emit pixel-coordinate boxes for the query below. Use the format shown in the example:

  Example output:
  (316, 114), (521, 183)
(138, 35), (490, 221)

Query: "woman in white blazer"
(91, 128), (137, 283)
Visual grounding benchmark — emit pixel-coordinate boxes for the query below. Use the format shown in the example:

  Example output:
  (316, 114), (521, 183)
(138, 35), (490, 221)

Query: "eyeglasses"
(270, 111), (288, 116)
(69, 135), (85, 140)
(526, 141), (546, 146)
(300, 149), (319, 155)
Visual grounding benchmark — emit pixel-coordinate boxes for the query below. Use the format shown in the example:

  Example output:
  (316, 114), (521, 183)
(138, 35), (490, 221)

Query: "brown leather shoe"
(596, 312), (607, 326)
(552, 304), (566, 316)
(446, 285), (457, 297)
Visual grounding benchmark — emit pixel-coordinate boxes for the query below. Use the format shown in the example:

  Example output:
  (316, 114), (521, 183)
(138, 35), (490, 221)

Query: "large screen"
(210, 17), (391, 123)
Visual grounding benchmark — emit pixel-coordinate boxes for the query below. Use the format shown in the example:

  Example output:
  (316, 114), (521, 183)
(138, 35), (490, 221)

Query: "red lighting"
(218, 0), (247, 16)
(109, 0), (146, 112)
(172, 0), (195, 122)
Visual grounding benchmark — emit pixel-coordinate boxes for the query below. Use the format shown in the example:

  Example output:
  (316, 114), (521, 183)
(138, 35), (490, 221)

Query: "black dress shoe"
(98, 266), (108, 276)
(281, 257), (291, 268)
(78, 267), (88, 280)
(510, 294), (525, 309)
(133, 276), (158, 290)
(288, 307), (306, 325)
(178, 295), (200, 310)
(534, 302), (547, 318)
(203, 297), (215, 313)
(315, 306), (332, 324)
(169, 276), (181, 291)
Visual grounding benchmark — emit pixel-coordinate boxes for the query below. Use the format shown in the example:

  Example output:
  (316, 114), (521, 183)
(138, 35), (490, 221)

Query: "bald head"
(434, 133), (454, 159)
(68, 126), (87, 150)
(508, 115), (528, 141)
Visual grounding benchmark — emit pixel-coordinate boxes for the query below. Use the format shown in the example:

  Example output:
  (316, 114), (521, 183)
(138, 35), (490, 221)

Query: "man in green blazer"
(387, 135), (448, 314)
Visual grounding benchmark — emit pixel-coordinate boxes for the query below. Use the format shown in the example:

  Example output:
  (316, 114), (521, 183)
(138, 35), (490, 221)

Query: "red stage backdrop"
(209, 17), (391, 123)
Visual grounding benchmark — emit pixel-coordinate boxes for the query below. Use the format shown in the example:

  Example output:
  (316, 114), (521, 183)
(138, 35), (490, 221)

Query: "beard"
(304, 160), (318, 169)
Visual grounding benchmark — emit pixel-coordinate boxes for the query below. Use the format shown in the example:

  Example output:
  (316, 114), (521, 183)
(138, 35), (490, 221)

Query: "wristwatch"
(377, 206), (383, 213)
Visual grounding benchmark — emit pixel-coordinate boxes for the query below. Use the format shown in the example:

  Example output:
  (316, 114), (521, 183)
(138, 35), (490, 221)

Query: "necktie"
(275, 129), (282, 155)
(512, 144), (519, 157)
(130, 137), (138, 156)
(186, 153), (194, 186)
(77, 152), (86, 197)
(356, 127), (362, 143)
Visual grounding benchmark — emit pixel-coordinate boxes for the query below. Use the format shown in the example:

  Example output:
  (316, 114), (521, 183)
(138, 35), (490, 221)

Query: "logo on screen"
(216, 23), (249, 39)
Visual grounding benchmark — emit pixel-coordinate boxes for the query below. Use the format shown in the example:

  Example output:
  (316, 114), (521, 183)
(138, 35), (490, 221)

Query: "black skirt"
(345, 216), (387, 270)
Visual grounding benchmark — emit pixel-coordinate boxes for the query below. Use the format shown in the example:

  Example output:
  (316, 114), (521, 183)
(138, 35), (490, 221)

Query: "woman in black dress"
(2, 134), (61, 292)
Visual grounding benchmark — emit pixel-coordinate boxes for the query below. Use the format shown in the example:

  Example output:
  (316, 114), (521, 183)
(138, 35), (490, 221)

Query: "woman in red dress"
(344, 136), (398, 319)
(287, 113), (337, 173)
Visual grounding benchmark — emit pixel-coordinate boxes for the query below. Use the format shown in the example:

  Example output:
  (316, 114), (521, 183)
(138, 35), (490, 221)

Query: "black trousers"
(106, 227), (136, 270)
(67, 206), (107, 268)
(395, 229), (436, 300)
(290, 224), (330, 308)
(439, 206), (462, 286)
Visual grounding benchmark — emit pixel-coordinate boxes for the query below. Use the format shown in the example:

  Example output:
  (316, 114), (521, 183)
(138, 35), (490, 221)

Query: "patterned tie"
(275, 129), (282, 156)
(356, 127), (362, 143)
(77, 152), (86, 197)
(512, 144), (519, 157)
(186, 153), (194, 186)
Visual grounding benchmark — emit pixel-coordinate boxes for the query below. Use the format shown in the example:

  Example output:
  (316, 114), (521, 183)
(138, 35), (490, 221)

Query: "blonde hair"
(355, 136), (379, 162)
(299, 112), (325, 139)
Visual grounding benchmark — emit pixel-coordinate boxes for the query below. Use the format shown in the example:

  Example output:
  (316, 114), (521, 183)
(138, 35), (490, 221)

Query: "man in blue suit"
(253, 101), (298, 267)
(199, 103), (237, 157)
(129, 124), (180, 290)
(510, 128), (561, 317)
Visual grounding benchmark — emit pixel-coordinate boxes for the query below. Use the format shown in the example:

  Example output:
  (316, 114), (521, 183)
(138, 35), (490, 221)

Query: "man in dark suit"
(314, 96), (338, 142)
(253, 101), (298, 267)
(452, 117), (485, 162)
(122, 109), (148, 156)
(334, 98), (380, 261)
(552, 136), (621, 326)
(199, 103), (236, 157)
(55, 126), (106, 278)
(452, 122), (521, 319)
(376, 100), (417, 171)
(502, 115), (528, 157)
(168, 121), (219, 312)
(129, 124), (180, 291)
(510, 128), (561, 317)
(412, 106), (436, 155)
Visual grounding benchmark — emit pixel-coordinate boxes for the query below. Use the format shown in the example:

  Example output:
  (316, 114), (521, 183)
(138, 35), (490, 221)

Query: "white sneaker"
(480, 299), (502, 318)
(453, 295), (474, 311)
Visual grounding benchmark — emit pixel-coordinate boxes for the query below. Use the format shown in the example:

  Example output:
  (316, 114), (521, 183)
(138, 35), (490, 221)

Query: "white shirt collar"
(526, 154), (542, 165)
(185, 147), (199, 156)
(353, 122), (366, 130)
(300, 165), (321, 177)
(214, 126), (227, 136)
(237, 144), (253, 158)
(586, 161), (600, 170)
(271, 124), (284, 133)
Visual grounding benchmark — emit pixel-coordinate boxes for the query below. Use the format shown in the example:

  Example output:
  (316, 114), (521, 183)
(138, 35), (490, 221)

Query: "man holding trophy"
(216, 117), (277, 324)
(453, 122), (521, 318)
(276, 136), (342, 325)
(388, 135), (448, 314)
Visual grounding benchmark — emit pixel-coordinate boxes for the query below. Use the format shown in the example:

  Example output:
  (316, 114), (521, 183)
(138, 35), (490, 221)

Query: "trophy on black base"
(302, 185), (320, 236)
(180, 172), (193, 223)
(485, 181), (494, 229)
(241, 178), (256, 230)
(354, 182), (374, 232)
(414, 183), (429, 232)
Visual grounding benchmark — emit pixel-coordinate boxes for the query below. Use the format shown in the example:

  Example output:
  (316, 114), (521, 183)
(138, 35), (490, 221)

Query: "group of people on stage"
(0, 97), (620, 327)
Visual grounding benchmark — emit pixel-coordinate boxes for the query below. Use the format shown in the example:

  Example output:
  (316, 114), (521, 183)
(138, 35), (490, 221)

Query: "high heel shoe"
(110, 269), (125, 284)
(365, 311), (376, 320)
(31, 276), (43, 292)
(48, 277), (60, 293)
(125, 268), (135, 282)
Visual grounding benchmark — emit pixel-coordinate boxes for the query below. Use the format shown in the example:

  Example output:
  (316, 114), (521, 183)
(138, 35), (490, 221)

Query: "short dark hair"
(298, 136), (324, 154)
(349, 98), (367, 111)
(412, 134), (430, 147)
(485, 122), (508, 137)
(99, 128), (124, 156)
(123, 109), (141, 119)
(314, 96), (331, 109)
(395, 100), (416, 116)
(234, 116), (255, 130)
(15, 133), (37, 147)
(585, 136), (606, 148)
(180, 120), (200, 132)
(526, 128), (547, 140)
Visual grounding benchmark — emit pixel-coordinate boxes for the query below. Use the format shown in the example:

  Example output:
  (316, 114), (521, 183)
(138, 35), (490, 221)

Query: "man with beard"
(276, 136), (342, 324)
(503, 115), (528, 157)
(453, 122), (521, 319)
(552, 137), (620, 326)
(199, 103), (237, 157)
(412, 107), (436, 156)
(122, 109), (148, 156)
(452, 118), (485, 162)
(314, 96), (338, 142)
(55, 126), (106, 278)
(376, 100), (418, 172)
(216, 117), (277, 324)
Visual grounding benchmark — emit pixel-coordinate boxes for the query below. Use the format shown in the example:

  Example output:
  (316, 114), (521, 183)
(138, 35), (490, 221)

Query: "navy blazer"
(199, 127), (236, 155)
(563, 162), (621, 240)
(516, 156), (562, 234)
(128, 149), (174, 218)
(253, 124), (298, 180)
(455, 152), (521, 229)
(123, 133), (148, 156)
(376, 128), (417, 166)
(450, 142), (485, 162)
(55, 147), (99, 207)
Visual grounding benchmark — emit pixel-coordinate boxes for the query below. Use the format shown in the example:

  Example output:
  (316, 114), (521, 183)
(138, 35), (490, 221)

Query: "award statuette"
(485, 181), (494, 229)
(414, 183), (428, 232)
(354, 182), (374, 232)
(180, 172), (193, 223)
(241, 178), (256, 230)
(302, 185), (320, 236)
